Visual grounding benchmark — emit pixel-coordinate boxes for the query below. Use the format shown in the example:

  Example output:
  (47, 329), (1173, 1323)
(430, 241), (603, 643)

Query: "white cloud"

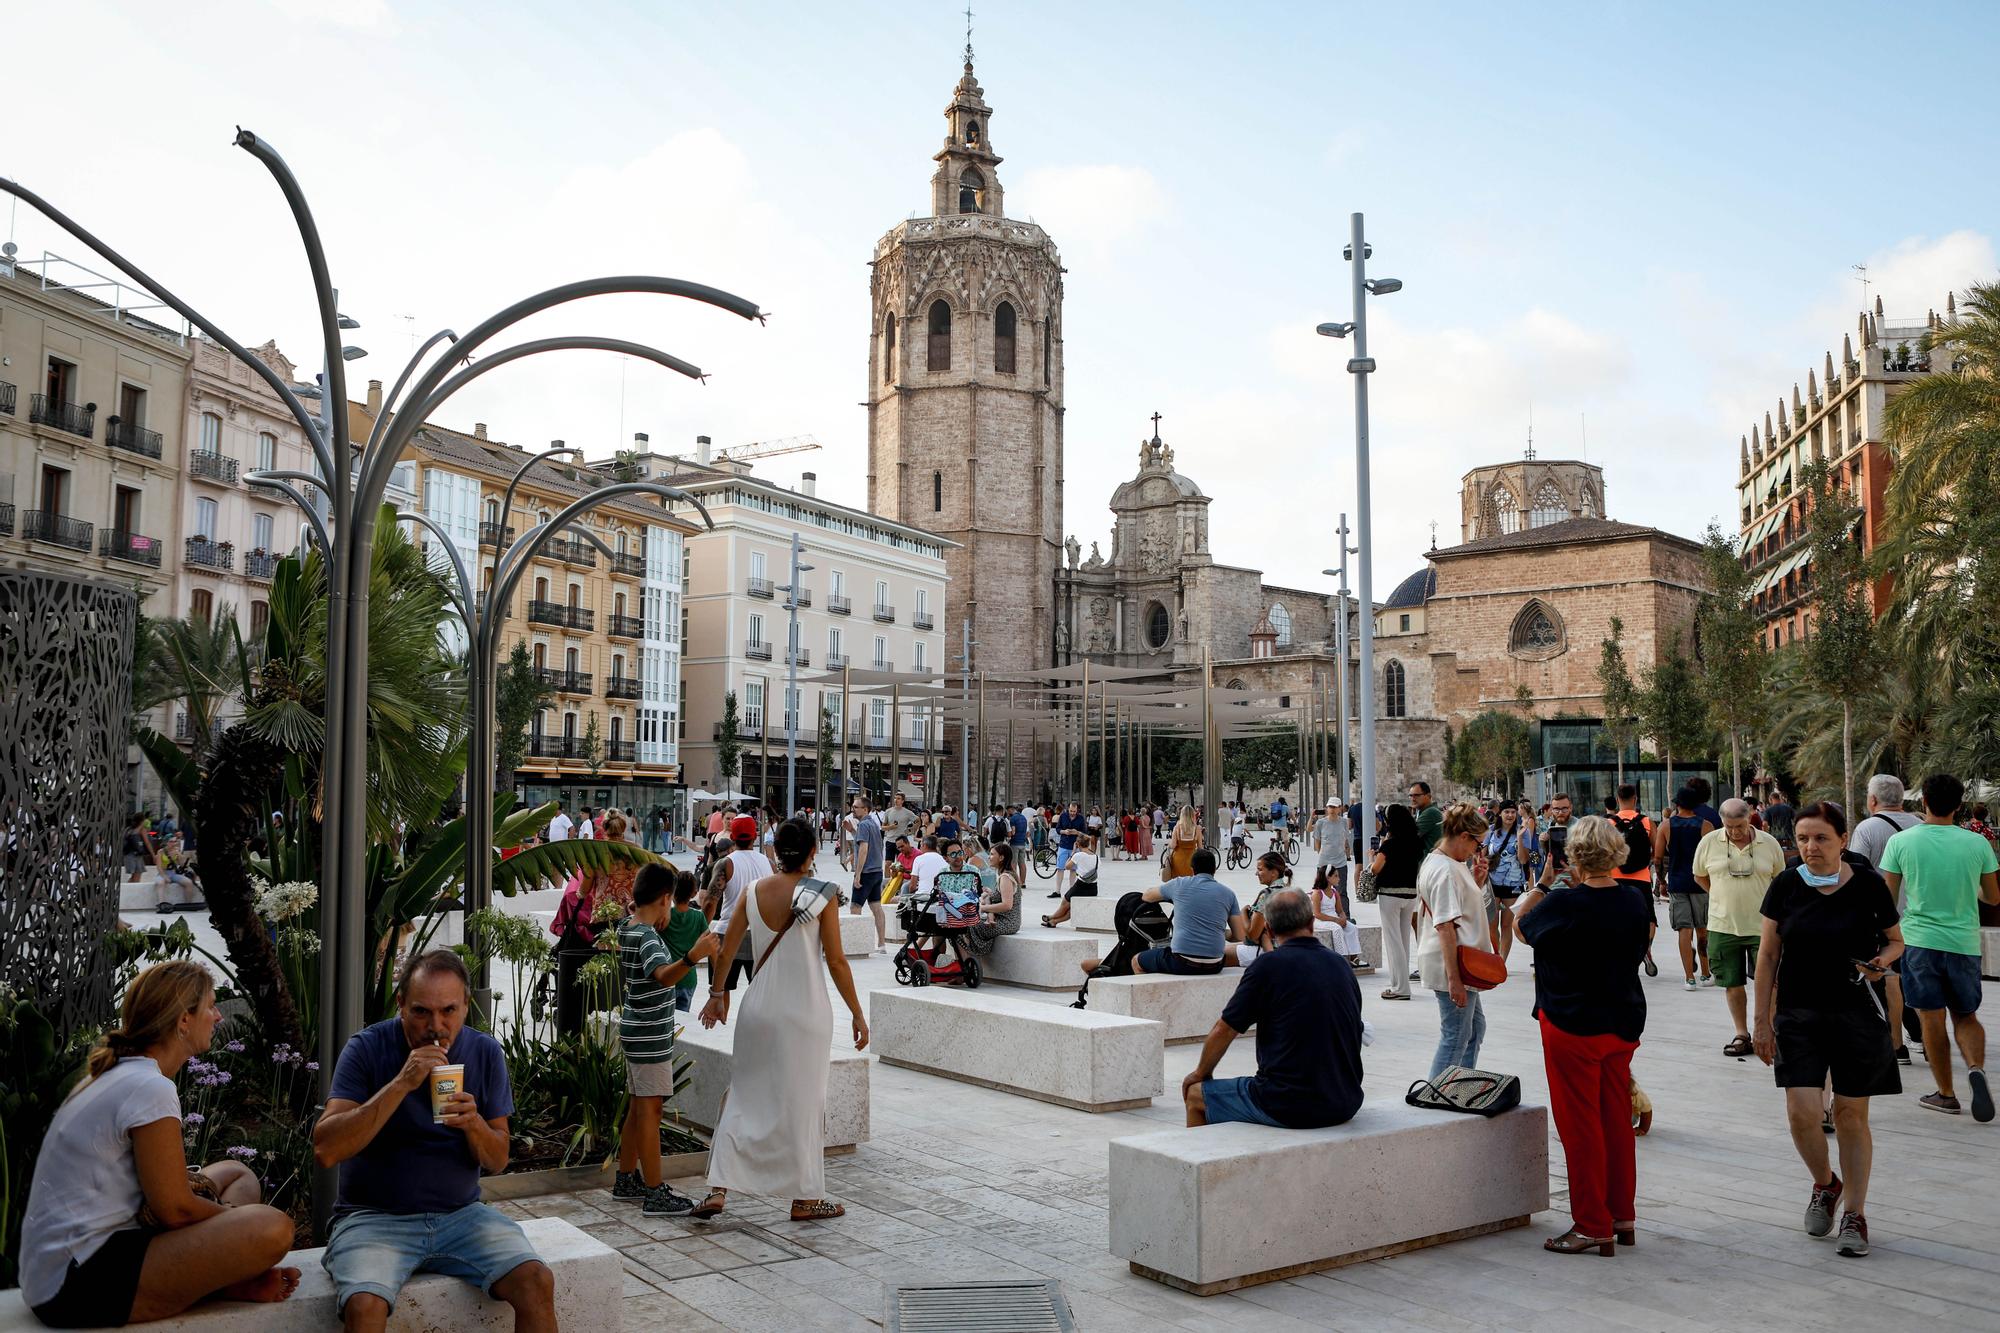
(1014, 165), (1167, 254)
(1801, 230), (1996, 338)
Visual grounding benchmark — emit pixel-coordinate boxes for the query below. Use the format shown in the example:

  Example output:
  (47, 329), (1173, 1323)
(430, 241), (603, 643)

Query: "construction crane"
(712, 434), (823, 463)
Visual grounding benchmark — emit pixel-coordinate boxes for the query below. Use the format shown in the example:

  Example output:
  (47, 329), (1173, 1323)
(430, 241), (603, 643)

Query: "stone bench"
(870, 986), (1162, 1111)
(1092, 971), (1243, 1042)
(981, 929), (1100, 989)
(1983, 926), (2000, 981)
(675, 1012), (870, 1152)
(1064, 901), (1376, 974)
(1110, 1102), (1550, 1295)
(0, 1217), (617, 1331)
(837, 909), (879, 958)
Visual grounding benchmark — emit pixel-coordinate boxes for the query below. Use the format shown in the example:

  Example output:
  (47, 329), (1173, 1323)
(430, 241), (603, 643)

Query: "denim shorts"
(853, 870), (884, 905)
(1900, 945), (1983, 1016)
(1135, 947), (1224, 976)
(1199, 1075), (1286, 1127)
(323, 1202), (543, 1314)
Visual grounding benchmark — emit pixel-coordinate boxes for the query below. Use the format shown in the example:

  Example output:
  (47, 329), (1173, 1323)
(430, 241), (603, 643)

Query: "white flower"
(255, 879), (320, 923)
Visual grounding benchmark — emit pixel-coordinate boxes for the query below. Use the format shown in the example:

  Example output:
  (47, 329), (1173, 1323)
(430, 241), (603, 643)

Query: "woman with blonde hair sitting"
(18, 961), (300, 1326)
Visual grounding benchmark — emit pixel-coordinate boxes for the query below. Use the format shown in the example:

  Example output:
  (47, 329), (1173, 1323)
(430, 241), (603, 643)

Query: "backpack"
(1612, 812), (1652, 875)
(1072, 891), (1173, 1008)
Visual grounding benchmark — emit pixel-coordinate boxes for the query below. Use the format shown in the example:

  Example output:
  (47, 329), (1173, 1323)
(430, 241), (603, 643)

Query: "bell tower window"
(994, 302), (1016, 374)
(958, 168), (984, 214)
(964, 118), (981, 146)
(883, 313), (896, 384)
(928, 300), (952, 371)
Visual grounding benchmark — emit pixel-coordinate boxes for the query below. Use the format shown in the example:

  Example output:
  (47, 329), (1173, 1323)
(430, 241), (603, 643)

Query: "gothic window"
(1384, 659), (1407, 718)
(1042, 317), (1052, 385)
(1269, 602), (1292, 646)
(1145, 601), (1171, 650)
(883, 313), (896, 383)
(958, 168), (984, 214)
(1508, 600), (1564, 657)
(964, 118), (981, 146)
(1529, 482), (1567, 528)
(928, 300), (951, 371)
(932, 470), (942, 512)
(1491, 486), (1520, 535)
(994, 302), (1017, 374)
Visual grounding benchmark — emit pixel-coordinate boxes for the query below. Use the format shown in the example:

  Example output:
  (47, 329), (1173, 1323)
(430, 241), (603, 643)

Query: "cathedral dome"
(1383, 566), (1436, 608)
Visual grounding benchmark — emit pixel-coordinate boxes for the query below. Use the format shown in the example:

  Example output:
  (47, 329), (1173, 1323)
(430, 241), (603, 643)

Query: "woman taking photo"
(695, 819), (870, 1222)
(1514, 816), (1656, 1256)
(19, 961), (300, 1327)
(1753, 801), (1903, 1259)
(1482, 801), (1537, 962)
(1166, 805), (1202, 879)
(1417, 804), (1498, 1077)
(1371, 804), (1426, 1000)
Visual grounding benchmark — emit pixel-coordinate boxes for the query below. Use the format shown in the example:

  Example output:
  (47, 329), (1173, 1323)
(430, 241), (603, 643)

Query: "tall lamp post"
(779, 531), (814, 817)
(1323, 510), (1357, 803)
(1317, 212), (1401, 845)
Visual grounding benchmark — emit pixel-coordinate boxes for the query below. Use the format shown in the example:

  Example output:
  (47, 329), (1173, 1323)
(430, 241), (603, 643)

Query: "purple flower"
(225, 1040), (246, 1053)
(305, 1061), (320, 1072)
(184, 1113), (205, 1127)
(225, 1145), (258, 1162)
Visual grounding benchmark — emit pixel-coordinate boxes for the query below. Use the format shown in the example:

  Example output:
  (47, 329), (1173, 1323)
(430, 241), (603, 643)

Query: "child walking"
(610, 863), (718, 1214)
(661, 871), (707, 1013)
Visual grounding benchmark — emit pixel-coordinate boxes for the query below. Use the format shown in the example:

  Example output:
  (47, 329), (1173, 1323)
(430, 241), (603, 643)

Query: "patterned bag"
(1354, 863), (1379, 904)
(1404, 1066), (1521, 1118)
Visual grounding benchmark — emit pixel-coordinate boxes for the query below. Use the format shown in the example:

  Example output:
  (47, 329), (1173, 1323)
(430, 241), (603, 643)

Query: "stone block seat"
(1092, 972), (1244, 1043)
(1064, 900), (1377, 974)
(675, 1010), (870, 1152)
(870, 986), (1163, 1111)
(1109, 1101), (1549, 1295)
(1983, 926), (2000, 981)
(0, 1217), (617, 1332)
(837, 910), (878, 958)
(980, 927), (1100, 990)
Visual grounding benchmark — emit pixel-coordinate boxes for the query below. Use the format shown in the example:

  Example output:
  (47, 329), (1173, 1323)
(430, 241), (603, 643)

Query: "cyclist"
(1229, 804), (1249, 862)
(1269, 794), (1293, 857)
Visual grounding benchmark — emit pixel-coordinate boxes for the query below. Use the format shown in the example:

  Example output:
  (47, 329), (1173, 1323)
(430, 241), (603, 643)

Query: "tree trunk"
(1730, 730), (1742, 800)
(1841, 699), (1856, 817)
(1664, 748), (1675, 812)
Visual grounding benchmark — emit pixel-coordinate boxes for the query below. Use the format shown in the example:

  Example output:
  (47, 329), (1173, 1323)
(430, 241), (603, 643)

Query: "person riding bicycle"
(1229, 804), (1249, 856)
(1269, 795), (1292, 852)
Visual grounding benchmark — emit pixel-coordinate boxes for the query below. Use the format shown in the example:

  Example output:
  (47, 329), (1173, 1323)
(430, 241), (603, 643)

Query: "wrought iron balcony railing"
(106, 419), (162, 459)
(29, 395), (94, 437)
(605, 674), (642, 700)
(607, 613), (644, 638)
(103, 529), (164, 567)
(23, 510), (92, 550)
(873, 603), (896, 622)
(188, 450), (239, 484)
(827, 594), (851, 615)
(184, 536), (234, 571)
(747, 576), (774, 599)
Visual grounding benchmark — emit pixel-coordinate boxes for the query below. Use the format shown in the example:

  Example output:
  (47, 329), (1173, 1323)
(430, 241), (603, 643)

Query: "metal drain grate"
(888, 1280), (1075, 1332)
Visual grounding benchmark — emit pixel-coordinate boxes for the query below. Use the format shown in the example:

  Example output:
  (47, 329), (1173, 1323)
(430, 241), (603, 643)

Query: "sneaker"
(1804, 1173), (1842, 1237)
(610, 1170), (647, 1204)
(1700, 974), (1716, 987)
(1835, 1211), (1870, 1257)
(1894, 1045), (1911, 1066)
(1684, 977), (1699, 991)
(1919, 1092), (1963, 1115)
(1969, 1069), (1994, 1123)
(642, 1183), (697, 1216)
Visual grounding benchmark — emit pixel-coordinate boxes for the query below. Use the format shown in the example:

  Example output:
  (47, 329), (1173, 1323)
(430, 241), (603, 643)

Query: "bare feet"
(219, 1266), (302, 1303)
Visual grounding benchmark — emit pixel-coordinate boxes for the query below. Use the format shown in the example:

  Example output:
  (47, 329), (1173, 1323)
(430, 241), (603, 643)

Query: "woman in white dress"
(692, 818), (869, 1221)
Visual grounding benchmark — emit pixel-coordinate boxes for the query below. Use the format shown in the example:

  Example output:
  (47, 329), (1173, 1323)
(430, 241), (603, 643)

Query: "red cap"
(730, 815), (758, 841)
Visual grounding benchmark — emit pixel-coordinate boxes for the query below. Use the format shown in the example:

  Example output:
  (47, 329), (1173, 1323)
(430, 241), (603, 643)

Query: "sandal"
(1614, 1224), (1636, 1247)
(1041, 915), (1056, 928)
(1722, 1035), (1754, 1058)
(688, 1188), (727, 1219)
(1543, 1229), (1615, 1257)
(1380, 990), (1410, 1001)
(790, 1198), (846, 1221)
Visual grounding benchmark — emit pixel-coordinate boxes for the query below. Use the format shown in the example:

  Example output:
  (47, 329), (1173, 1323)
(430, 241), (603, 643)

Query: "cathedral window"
(958, 168), (984, 214)
(1269, 602), (1292, 647)
(1529, 482), (1567, 528)
(1508, 600), (1564, 657)
(928, 300), (952, 371)
(1491, 486), (1520, 535)
(1384, 660), (1407, 718)
(1042, 317), (1052, 384)
(1145, 601), (1171, 651)
(994, 302), (1017, 374)
(883, 313), (896, 383)
(932, 470), (942, 512)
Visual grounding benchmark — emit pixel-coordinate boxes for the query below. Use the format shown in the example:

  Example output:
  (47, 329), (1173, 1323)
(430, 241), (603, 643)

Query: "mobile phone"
(1851, 958), (1885, 974)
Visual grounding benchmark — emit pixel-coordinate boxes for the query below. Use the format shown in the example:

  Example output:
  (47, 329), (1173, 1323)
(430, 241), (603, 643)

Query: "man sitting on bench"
(1129, 847), (1246, 976)
(1181, 888), (1365, 1128)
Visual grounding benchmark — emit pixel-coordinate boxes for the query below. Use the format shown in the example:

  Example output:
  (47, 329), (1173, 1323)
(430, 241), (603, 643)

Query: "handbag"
(1419, 875), (1509, 991)
(1405, 1066), (1522, 1117)
(1355, 862), (1379, 903)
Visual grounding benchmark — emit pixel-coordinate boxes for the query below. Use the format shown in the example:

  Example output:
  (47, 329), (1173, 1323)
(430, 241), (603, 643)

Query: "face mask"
(1798, 863), (1841, 888)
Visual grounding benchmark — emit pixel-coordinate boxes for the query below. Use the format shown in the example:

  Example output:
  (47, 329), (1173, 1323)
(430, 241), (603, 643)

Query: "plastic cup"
(429, 1064), (464, 1123)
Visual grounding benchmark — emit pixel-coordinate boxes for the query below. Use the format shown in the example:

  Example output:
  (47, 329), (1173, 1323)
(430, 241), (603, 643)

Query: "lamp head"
(337, 314), (361, 330)
(340, 345), (368, 361)
(1364, 278), (1403, 296)
(1316, 322), (1354, 338)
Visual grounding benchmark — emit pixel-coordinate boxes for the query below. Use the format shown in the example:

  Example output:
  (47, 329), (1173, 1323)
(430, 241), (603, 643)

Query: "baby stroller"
(1072, 891), (1173, 1008)
(893, 870), (985, 988)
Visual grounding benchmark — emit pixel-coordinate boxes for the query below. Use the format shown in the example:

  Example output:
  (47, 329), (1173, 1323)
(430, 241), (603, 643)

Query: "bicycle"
(1225, 838), (1251, 870)
(1031, 842), (1059, 880)
(1270, 828), (1299, 866)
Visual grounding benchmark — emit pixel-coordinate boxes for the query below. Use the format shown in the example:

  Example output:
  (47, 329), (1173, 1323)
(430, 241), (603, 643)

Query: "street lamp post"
(780, 531), (814, 817)
(1325, 513), (1356, 805)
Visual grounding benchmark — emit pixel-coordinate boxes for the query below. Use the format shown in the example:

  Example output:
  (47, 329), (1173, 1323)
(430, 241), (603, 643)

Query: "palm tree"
(133, 607), (250, 766)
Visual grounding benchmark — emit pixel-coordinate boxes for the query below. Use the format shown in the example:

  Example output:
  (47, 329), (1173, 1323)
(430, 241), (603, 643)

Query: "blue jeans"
(1200, 1076), (1286, 1127)
(1431, 989), (1487, 1080)
(322, 1202), (542, 1315)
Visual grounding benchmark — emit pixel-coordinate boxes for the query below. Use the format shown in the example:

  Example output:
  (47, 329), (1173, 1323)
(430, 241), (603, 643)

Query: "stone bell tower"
(866, 50), (1066, 708)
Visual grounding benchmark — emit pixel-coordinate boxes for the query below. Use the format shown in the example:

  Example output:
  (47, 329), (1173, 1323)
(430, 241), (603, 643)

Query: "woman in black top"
(1753, 801), (1902, 1259)
(1514, 815), (1656, 1257)
(1370, 804), (1425, 1001)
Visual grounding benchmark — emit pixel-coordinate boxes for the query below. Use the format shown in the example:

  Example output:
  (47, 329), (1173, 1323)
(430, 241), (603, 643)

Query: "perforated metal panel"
(887, 1280), (1075, 1332)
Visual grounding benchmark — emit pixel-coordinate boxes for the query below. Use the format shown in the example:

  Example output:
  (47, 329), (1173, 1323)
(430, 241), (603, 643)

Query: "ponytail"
(84, 960), (212, 1083)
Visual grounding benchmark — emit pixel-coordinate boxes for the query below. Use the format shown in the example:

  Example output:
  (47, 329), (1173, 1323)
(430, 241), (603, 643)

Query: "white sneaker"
(1684, 976), (1699, 991)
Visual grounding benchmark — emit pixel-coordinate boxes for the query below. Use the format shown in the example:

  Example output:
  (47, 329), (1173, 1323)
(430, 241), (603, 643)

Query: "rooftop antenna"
(400, 313), (416, 356)
(1524, 400), (1535, 460)
(1429, 520), (1438, 550)
(1851, 263), (1870, 307)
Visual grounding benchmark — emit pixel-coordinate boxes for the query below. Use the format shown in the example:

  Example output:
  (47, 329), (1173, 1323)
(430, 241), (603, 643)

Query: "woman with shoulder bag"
(1417, 804), (1501, 1076)
(1514, 816), (1657, 1257)
(1372, 805), (1425, 1000)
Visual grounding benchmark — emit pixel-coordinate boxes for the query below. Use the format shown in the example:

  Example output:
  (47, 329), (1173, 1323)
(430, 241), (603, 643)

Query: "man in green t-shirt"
(1880, 774), (2000, 1121)
(1410, 781), (1443, 854)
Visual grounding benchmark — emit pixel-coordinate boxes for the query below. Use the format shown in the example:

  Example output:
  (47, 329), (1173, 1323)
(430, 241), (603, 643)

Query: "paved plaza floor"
(482, 849), (2000, 1332)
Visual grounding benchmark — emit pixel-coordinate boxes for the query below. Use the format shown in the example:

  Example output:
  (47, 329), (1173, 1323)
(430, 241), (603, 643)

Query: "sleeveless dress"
(706, 881), (833, 1201)
(1168, 829), (1199, 879)
(963, 873), (1021, 957)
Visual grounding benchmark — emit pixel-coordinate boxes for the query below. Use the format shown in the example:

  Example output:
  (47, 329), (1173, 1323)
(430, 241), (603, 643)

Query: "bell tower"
(866, 50), (1066, 733)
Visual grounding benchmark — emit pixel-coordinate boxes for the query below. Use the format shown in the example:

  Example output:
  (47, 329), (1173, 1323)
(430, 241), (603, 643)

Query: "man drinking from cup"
(314, 949), (555, 1332)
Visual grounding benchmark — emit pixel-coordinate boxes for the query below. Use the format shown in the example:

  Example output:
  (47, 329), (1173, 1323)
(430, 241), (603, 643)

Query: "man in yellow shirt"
(1693, 797), (1786, 1058)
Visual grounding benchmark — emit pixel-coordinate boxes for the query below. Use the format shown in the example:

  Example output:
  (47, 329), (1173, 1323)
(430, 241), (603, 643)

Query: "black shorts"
(1063, 880), (1098, 901)
(32, 1227), (158, 1328)
(1773, 1006), (1902, 1099)
(853, 870), (884, 906)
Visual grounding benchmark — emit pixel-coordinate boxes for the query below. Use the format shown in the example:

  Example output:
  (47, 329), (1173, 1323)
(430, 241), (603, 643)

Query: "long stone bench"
(0, 1217), (617, 1331)
(675, 1011), (870, 1151)
(1064, 900), (1377, 973)
(981, 928), (1100, 989)
(871, 986), (1162, 1111)
(1110, 1101), (1550, 1294)
(1983, 926), (2000, 981)
(1092, 971), (1243, 1042)
(837, 909), (879, 958)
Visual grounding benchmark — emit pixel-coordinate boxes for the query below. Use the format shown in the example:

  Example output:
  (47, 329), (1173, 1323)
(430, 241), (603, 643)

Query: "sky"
(8, 1), (1997, 595)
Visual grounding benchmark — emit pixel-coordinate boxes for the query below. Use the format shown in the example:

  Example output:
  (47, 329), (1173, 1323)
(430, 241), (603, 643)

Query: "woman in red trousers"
(1514, 813), (1657, 1256)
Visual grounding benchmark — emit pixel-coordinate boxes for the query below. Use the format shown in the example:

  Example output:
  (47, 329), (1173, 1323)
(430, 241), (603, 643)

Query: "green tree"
(716, 690), (742, 790)
(1799, 458), (1878, 814)
(1640, 644), (1708, 802)
(817, 703), (837, 806)
(608, 449), (645, 483)
(132, 606), (252, 771)
(1150, 735), (1204, 807)
(1695, 522), (1765, 797)
(1596, 616), (1642, 785)
(578, 711), (604, 776)
(1223, 728), (1299, 806)
(493, 643), (555, 795)
(1447, 709), (1533, 796)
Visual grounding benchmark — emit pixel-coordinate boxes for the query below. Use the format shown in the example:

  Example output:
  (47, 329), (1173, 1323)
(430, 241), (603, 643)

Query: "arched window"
(1042, 317), (1052, 385)
(533, 642), (546, 670)
(932, 470), (942, 512)
(1384, 660), (1407, 718)
(928, 300), (952, 371)
(1491, 486), (1520, 535)
(199, 412), (222, 454)
(484, 496), (499, 523)
(1530, 482), (1567, 528)
(565, 645), (579, 672)
(611, 716), (623, 745)
(994, 302), (1017, 374)
(883, 313), (896, 383)
(534, 576), (548, 603)
(567, 582), (582, 609)
(563, 712), (577, 740)
(958, 168), (984, 214)
(1509, 600), (1563, 656)
(1146, 602), (1171, 650)
(964, 118), (981, 147)
(1268, 602), (1293, 646)
(614, 591), (626, 617)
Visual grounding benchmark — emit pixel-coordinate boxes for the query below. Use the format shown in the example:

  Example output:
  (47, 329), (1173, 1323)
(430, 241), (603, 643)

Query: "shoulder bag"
(1419, 877), (1509, 990)
(1354, 860), (1380, 903)
(1405, 1066), (1522, 1117)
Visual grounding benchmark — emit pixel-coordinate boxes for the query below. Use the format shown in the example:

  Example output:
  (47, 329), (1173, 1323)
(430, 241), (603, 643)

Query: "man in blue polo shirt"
(1134, 848), (1245, 976)
(1182, 889), (1365, 1128)
(314, 950), (555, 1330)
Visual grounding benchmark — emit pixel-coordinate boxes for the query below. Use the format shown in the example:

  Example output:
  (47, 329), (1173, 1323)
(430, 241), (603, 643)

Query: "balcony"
(245, 550), (280, 581)
(825, 651), (848, 670)
(606, 740), (638, 764)
(103, 529), (164, 568)
(558, 669), (592, 695)
(747, 576), (774, 599)
(0, 381), (14, 415)
(478, 521), (515, 550)
(526, 599), (567, 628)
(827, 594), (851, 616)
(23, 510), (92, 551)
(746, 639), (773, 661)
(606, 674), (643, 700)
(106, 419), (162, 459)
(29, 395), (94, 438)
(188, 451), (239, 486)
(527, 735), (577, 760)
(785, 647), (811, 668)
(565, 605), (594, 633)
(912, 611), (934, 631)
(549, 536), (597, 568)
(0, 503), (12, 537)
(872, 656), (892, 671)
(610, 551), (646, 578)
(174, 713), (225, 746)
(607, 613), (644, 639)
(184, 536), (234, 571)
(785, 587), (812, 608)
(873, 603), (896, 623)
(714, 720), (765, 741)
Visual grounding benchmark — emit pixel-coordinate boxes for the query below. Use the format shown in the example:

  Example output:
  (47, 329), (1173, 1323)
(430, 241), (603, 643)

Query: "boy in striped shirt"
(610, 864), (718, 1214)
